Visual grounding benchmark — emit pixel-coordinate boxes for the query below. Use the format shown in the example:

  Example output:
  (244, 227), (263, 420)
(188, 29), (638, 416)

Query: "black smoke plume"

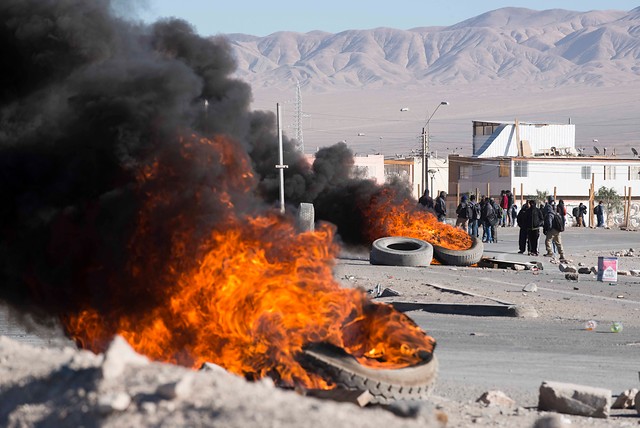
(0, 0), (410, 322)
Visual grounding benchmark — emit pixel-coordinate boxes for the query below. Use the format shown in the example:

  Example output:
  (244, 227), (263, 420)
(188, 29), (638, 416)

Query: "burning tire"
(370, 237), (433, 267)
(301, 343), (438, 404)
(432, 236), (484, 266)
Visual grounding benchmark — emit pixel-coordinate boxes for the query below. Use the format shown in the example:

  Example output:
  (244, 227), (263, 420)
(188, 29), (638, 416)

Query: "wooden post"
(553, 186), (557, 201)
(487, 182), (490, 199)
(520, 183), (524, 207)
(626, 187), (632, 227)
(457, 182), (460, 201)
(475, 187), (479, 201)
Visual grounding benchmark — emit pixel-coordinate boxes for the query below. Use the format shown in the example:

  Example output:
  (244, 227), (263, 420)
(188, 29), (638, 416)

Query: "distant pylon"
(294, 80), (304, 153)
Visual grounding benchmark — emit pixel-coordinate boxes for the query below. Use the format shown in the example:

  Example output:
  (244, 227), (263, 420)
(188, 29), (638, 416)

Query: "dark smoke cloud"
(0, 0), (409, 320)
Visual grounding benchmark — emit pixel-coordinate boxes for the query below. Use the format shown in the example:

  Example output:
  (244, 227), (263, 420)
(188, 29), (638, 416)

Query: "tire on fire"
(432, 236), (484, 266)
(370, 237), (433, 267)
(301, 343), (438, 404)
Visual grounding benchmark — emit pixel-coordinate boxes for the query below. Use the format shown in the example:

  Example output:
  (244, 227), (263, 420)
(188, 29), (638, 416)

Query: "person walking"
(455, 195), (470, 230)
(594, 200), (605, 227)
(467, 195), (480, 237)
(507, 190), (515, 225)
(490, 197), (501, 242)
(434, 191), (447, 222)
(543, 199), (568, 261)
(418, 189), (434, 209)
(516, 203), (529, 254)
(525, 200), (543, 256)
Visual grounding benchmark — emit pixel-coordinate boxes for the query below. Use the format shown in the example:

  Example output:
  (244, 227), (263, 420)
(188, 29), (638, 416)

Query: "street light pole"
(421, 101), (449, 196)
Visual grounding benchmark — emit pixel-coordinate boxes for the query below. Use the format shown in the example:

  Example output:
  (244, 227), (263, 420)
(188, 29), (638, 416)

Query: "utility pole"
(294, 81), (304, 153)
(276, 103), (288, 213)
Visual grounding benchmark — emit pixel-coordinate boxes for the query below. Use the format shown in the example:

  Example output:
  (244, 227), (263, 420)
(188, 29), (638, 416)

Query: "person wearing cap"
(455, 194), (470, 230)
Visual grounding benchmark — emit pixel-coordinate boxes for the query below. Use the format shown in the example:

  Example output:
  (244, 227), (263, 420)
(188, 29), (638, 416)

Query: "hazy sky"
(134, 0), (639, 36)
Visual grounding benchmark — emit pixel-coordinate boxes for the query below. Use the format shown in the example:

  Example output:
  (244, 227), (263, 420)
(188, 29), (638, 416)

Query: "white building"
(450, 120), (640, 227)
(384, 156), (449, 199)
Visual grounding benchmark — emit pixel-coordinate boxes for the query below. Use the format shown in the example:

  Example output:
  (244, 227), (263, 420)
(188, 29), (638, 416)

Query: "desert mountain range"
(228, 7), (640, 90)
(224, 8), (640, 156)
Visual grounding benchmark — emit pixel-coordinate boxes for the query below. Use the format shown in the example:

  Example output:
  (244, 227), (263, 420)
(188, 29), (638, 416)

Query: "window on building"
(459, 165), (471, 179)
(581, 166), (591, 179)
(514, 161), (528, 177)
(499, 160), (510, 177)
(604, 165), (616, 180)
(473, 122), (499, 136)
(630, 166), (640, 180)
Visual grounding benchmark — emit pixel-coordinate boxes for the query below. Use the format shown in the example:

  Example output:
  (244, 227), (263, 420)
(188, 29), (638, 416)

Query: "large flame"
(63, 135), (435, 389)
(363, 188), (472, 250)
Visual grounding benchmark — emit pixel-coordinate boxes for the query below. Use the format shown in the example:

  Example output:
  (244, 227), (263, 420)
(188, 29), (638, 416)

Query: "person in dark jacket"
(481, 197), (496, 243)
(543, 199), (567, 261)
(516, 203), (529, 253)
(418, 189), (434, 209)
(455, 194), (470, 230)
(524, 200), (543, 256)
(490, 197), (501, 242)
(594, 200), (605, 227)
(468, 194), (480, 237)
(434, 191), (447, 222)
(577, 202), (587, 227)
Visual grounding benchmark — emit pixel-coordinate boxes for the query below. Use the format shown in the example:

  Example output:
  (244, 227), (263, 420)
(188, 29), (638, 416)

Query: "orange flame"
(363, 188), (472, 250)
(63, 134), (435, 389)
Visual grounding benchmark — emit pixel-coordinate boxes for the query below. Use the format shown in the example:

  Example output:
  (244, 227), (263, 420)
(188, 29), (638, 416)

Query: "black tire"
(300, 343), (438, 404)
(370, 237), (433, 267)
(432, 236), (484, 266)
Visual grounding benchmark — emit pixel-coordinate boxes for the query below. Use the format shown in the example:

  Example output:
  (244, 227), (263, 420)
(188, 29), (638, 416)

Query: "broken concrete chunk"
(378, 287), (400, 297)
(157, 374), (194, 399)
(522, 283), (538, 292)
(564, 273), (579, 281)
(611, 388), (638, 409)
(618, 270), (630, 276)
(577, 267), (591, 274)
(98, 391), (131, 414)
(533, 414), (572, 428)
(538, 381), (611, 418)
(476, 390), (515, 407)
(630, 269), (640, 277)
(101, 335), (149, 380)
(636, 390), (640, 414)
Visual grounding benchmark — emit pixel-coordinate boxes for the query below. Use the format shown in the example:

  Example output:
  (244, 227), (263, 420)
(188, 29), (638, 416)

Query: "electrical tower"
(294, 81), (304, 153)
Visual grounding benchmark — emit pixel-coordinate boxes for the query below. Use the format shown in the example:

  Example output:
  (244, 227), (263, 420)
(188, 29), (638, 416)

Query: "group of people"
(451, 192), (520, 243)
(516, 197), (568, 261)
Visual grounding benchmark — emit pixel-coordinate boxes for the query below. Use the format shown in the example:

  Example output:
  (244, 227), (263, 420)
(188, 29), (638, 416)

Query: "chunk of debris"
(378, 287), (400, 298)
(538, 381), (611, 418)
(630, 269), (640, 277)
(98, 391), (131, 414)
(476, 390), (515, 407)
(577, 267), (591, 274)
(523, 283), (538, 292)
(533, 414), (572, 428)
(157, 374), (195, 399)
(564, 273), (579, 281)
(611, 388), (638, 409)
(559, 264), (577, 273)
(101, 335), (149, 380)
(618, 270), (630, 276)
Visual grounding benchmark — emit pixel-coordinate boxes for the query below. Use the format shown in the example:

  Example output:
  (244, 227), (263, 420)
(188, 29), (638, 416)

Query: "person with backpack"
(594, 200), (605, 227)
(468, 195), (480, 237)
(577, 202), (587, 227)
(506, 190), (515, 226)
(481, 197), (496, 243)
(490, 197), (501, 242)
(455, 195), (471, 230)
(510, 204), (518, 227)
(543, 198), (567, 262)
(434, 191), (447, 222)
(557, 199), (567, 228)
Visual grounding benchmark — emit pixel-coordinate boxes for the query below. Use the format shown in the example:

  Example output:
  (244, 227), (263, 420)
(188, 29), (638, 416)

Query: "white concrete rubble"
(538, 381), (611, 418)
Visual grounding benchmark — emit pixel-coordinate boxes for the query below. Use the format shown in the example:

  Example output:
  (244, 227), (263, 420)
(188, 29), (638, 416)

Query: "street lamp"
(422, 101), (449, 196)
(427, 169), (437, 198)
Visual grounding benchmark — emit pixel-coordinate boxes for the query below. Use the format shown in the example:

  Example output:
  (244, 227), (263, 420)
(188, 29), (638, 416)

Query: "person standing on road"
(557, 199), (567, 228)
(481, 197), (496, 243)
(468, 194), (480, 238)
(490, 197), (501, 242)
(507, 190), (515, 226)
(455, 195), (470, 230)
(434, 191), (447, 222)
(499, 190), (509, 227)
(525, 200), (543, 256)
(510, 203), (518, 227)
(543, 199), (568, 262)
(418, 189), (434, 210)
(594, 200), (605, 227)
(577, 202), (587, 227)
(517, 203), (529, 254)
